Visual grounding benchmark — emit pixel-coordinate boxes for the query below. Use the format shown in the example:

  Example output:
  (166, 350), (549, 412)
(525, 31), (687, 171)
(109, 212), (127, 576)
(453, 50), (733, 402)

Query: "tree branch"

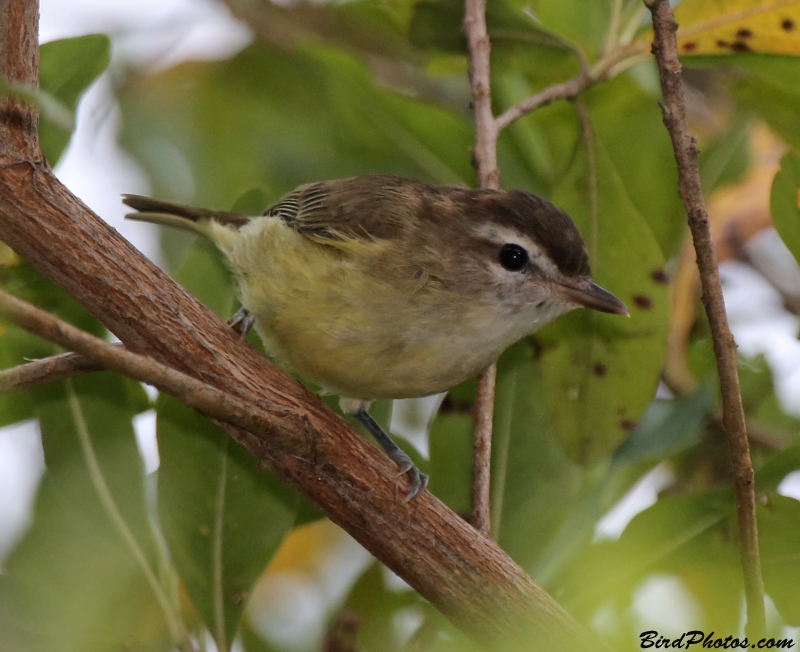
(646, 0), (765, 637)
(0, 350), (103, 392)
(0, 0), (597, 647)
(494, 42), (645, 134)
(463, 0), (500, 538)
(495, 74), (591, 133)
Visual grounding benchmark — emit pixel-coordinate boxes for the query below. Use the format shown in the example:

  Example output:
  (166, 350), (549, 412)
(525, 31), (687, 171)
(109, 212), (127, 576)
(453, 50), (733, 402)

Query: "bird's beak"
(558, 278), (629, 316)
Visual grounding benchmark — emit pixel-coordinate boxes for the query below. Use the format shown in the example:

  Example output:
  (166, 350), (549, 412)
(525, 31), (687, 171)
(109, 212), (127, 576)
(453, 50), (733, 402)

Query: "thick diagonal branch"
(646, 0), (765, 637)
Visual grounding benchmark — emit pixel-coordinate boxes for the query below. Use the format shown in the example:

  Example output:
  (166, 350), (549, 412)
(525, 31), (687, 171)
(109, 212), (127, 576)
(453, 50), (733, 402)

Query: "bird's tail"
(122, 195), (252, 246)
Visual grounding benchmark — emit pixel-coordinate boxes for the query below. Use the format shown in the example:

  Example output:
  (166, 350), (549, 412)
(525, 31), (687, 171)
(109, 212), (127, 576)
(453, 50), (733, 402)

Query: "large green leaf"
(771, 149), (800, 267)
(584, 73), (687, 257)
(0, 373), (172, 652)
(715, 56), (800, 151)
(759, 494), (800, 625)
(39, 34), (111, 166)
(155, 237), (299, 650)
(555, 489), (740, 626)
(530, 0), (643, 60)
(612, 387), (713, 464)
(118, 41), (474, 216)
(340, 562), (420, 652)
(489, 341), (585, 570)
(427, 373), (476, 515)
(157, 399), (299, 651)
(537, 136), (668, 465)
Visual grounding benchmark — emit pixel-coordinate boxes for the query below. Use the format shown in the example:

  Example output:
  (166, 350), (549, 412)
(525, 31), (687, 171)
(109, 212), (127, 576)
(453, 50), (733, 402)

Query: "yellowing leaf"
(0, 241), (20, 267)
(673, 0), (800, 56)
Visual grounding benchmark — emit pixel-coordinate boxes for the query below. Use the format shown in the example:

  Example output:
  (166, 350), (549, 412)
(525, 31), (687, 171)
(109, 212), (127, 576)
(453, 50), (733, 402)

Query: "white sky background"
(1, 1), (800, 629)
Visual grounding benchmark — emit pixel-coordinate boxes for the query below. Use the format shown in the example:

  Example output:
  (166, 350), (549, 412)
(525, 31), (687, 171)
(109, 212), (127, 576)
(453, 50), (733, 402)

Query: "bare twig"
(494, 43), (644, 133)
(321, 610), (360, 652)
(463, 0), (498, 191)
(470, 364), (495, 536)
(0, 289), (291, 438)
(463, 0), (499, 538)
(646, 0), (765, 637)
(0, 350), (103, 392)
(496, 74), (592, 133)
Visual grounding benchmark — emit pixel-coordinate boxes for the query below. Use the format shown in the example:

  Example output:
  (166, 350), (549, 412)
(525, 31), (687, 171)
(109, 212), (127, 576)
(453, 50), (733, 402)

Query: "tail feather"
(122, 194), (251, 231)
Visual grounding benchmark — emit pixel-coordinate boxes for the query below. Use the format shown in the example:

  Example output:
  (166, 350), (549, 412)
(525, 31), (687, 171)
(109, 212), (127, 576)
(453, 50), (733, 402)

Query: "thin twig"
(0, 289), (289, 439)
(464, 0), (499, 538)
(646, 0), (765, 637)
(0, 350), (103, 392)
(494, 42), (644, 134)
(471, 364), (495, 536)
(321, 610), (361, 652)
(464, 0), (499, 191)
(496, 74), (591, 133)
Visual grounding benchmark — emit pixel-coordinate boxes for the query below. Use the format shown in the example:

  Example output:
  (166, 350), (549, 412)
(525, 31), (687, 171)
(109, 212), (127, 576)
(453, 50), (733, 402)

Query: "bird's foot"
(388, 448), (429, 504)
(227, 306), (255, 339)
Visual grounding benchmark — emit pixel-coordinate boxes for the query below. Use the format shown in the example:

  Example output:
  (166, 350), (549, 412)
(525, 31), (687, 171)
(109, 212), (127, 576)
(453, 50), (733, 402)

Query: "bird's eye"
(499, 243), (529, 271)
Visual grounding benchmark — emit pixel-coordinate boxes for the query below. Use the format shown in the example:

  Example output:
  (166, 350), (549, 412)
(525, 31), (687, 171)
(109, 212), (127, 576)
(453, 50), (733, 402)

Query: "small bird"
(124, 175), (627, 501)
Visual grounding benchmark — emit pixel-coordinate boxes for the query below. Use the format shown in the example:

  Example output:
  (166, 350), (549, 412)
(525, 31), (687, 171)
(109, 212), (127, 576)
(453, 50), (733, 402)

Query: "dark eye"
(499, 243), (529, 271)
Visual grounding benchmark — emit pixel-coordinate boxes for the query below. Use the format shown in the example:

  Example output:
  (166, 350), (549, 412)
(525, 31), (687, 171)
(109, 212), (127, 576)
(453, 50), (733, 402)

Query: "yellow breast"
(221, 217), (508, 400)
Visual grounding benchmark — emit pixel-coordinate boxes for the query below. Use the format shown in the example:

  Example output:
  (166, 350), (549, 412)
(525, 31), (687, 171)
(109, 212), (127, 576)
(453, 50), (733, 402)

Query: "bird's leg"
(227, 306), (255, 339)
(352, 407), (429, 503)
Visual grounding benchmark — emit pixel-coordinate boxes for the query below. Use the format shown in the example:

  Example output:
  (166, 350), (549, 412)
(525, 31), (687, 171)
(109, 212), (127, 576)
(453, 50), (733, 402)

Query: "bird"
(123, 174), (628, 501)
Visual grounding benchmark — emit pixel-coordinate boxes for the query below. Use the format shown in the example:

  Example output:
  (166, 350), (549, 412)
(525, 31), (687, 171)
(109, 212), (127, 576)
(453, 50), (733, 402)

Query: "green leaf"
(0, 77), (73, 130)
(428, 408), (473, 515)
(538, 135), (669, 465)
(341, 562), (419, 652)
(428, 377), (475, 514)
(156, 238), (299, 650)
(698, 111), (751, 192)
(39, 34), (111, 165)
(556, 489), (737, 623)
(755, 446), (800, 493)
(118, 41), (474, 212)
(157, 398), (299, 651)
(531, 0), (609, 56)
(771, 149), (800, 267)
(759, 494), (800, 625)
(721, 56), (800, 151)
(585, 73), (686, 257)
(490, 341), (585, 570)
(612, 387), (713, 464)
(1, 373), (173, 652)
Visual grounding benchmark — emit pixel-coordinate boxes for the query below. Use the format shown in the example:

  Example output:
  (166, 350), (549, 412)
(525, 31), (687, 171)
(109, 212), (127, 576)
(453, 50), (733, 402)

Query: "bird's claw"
(227, 306), (255, 340)
(388, 450), (429, 503)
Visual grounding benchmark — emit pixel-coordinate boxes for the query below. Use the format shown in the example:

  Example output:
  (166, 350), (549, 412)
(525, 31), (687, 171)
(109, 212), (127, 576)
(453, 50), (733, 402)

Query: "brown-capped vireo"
(124, 175), (627, 501)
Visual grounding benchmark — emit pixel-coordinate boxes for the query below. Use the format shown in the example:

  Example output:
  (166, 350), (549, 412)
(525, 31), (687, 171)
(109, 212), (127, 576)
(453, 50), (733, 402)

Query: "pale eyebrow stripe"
(474, 224), (559, 276)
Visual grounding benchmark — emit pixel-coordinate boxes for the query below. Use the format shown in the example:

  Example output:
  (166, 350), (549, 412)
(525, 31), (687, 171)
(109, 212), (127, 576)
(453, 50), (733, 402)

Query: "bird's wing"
(264, 175), (433, 243)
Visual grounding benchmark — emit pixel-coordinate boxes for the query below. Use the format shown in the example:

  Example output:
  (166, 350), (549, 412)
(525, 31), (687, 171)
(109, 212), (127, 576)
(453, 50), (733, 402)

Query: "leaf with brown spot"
(538, 136), (668, 465)
(637, 0), (800, 57)
(676, 0), (800, 56)
(650, 269), (669, 284)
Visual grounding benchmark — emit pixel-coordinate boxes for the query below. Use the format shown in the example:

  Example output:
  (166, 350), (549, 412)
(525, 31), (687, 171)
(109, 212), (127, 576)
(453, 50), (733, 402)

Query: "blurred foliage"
(38, 34), (111, 166)
(2, 1), (800, 651)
